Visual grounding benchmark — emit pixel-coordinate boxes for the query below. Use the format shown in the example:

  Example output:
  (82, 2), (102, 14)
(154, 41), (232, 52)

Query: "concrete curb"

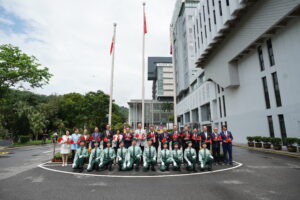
(234, 144), (300, 158)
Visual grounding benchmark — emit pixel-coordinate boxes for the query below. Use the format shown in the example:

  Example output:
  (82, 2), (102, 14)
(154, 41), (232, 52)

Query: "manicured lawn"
(9, 139), (53, 147)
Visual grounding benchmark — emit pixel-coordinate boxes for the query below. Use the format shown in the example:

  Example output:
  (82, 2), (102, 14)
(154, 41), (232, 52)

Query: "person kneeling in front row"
(99, 139), (115, 171)
(171, 141), (183, 171)
(160, 141), (173, 172)
(126, 138), (142, 171)
(143, 138), (157, 171)
(87, 140), (102, 172)
(184, 140), (197, 172)
(72, 140), (88, 172)
(117, 140), (127, 171)
(199, 142), (214, 171)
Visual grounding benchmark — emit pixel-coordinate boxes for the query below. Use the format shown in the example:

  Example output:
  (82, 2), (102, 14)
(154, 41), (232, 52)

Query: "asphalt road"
(0, 145), (300, 200)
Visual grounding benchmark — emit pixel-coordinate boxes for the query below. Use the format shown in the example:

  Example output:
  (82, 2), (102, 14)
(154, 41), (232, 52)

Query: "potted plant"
(253, 136), (262, 148)
(284, 138), (298, 152)
(270, 137), (282, 150)
(246, 136), (254, 147)
(261, 137), (271, 149)
(52, 152), (62, 162)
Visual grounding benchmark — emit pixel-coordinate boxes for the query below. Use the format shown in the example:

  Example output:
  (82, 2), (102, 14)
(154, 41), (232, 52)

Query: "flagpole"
(170, 24), (177, 126)
(141, 2), (146, 130)
(109, 23), (117, 126)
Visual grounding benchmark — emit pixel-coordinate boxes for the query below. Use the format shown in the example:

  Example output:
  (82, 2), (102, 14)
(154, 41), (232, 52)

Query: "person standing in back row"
(211, 127), (221, 165)
(200, 126), (212, 150)
(134, 123), (146, 152)
(103, 124), (113, 148)
(220, 126), (233, 165)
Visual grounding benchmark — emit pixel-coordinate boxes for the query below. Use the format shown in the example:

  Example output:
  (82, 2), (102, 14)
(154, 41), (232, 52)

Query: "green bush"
(261, 137), (271, 144)
(253, 136), (262, 143)
(270, 137), (282, 145)
(246, 136), (254, 142)
(19, 136), (30, 143)
(297, 138), (300, 146)
(284, 137), (298, 147)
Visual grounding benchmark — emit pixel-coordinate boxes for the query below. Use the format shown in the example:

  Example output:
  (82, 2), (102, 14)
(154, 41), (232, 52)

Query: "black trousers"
(212, 142), (221, 163)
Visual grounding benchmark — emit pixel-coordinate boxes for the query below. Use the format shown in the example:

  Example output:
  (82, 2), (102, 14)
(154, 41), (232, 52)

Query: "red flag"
(144, 13), (147, 34)
(110, 36), (114, 55)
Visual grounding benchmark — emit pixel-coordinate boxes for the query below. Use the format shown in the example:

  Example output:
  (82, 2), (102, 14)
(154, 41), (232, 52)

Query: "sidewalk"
(234, 143), (300, 158)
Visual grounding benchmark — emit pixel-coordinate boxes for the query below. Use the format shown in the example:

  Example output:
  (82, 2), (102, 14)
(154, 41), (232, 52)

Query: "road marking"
(38, 161), (243, 178)
(42, 151), (52, 153)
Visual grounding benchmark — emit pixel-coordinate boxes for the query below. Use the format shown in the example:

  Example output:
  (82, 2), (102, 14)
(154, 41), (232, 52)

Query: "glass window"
(219, 97), (222, 118)
(226, 0), (229, 6)
(257, 46), (265, 71)
(272, 72), (282, 107)
(262, 77), (271, 109)
(207, 0), (210, 14)
(267, 39), (275, 66)
(203, 6), (206, 22)
(278, 114), (287, 142)
(267, 116), (275, 137)
(219, 1), (222, 16)
(222, 95), (226, 117)
(213, 10), (216, 24)
(209, 18), (211, 32)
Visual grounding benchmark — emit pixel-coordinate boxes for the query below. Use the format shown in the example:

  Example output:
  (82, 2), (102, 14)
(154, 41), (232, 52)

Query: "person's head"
(173, 125), (177, 130)
(94, 141), (99, 147)
(163, 142), (168, 149)
(202, 143), (207, 149)
(187, 141), (192, 147)
(132, 138), (137, 146)
(137, 123), (142, 129)
(174, 142), (179, 149)
(116, 130), (120, 134)
(74, 128), (79, 133)
(202, 126), (207, 132)
(83, 128), (88, 135)
(126, 127), (130, 133)
(106, 124), (110, 130)
(119, 141), (124, 147)
(94, 127), (99, 133)
(213, 127), (218, 133)
(222, 125), (227, 131)
(65, 129), (70, 136)
(106, 140), (111, 147)
(184, 125), (189, 132)
(163, 127), (168, 133)
(147, 139), (153, 146)
(79, 140), (85, 147)
(193, 128), (198, 133)
(150, 125), (154, 132)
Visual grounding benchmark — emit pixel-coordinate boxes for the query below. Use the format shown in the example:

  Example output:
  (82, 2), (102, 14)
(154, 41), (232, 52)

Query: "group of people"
(59, 123), (233, 173)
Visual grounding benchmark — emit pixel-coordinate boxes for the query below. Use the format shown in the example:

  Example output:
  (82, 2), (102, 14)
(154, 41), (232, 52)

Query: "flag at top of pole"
(110, 36), (115, 55)
(144, 7), (147, 34)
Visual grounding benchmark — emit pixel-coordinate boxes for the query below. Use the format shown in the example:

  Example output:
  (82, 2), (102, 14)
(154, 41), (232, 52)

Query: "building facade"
(128, 100), (174, 130)
(172, 0), (300, 143)
(148, 57), (174, 101)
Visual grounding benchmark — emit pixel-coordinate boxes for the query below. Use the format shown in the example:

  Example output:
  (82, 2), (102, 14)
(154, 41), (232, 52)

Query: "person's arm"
(184, 150), (190, 165)
(198, 150), (202, 163)
(192, 149), (196, 159)
(111, 149), (116, 160)
(153, 148), (157, 161)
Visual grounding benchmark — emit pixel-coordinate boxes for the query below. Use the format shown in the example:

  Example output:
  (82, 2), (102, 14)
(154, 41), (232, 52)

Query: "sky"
(0, 0), (176, 107)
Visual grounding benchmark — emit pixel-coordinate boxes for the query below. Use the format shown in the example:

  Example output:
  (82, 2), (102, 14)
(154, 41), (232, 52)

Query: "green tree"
(0, 44), (52, 91)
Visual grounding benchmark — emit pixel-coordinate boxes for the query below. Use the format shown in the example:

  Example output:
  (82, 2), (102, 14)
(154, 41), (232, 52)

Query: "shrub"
(270, 137), (282, 145)
(297, 138), (300, 146)
(261, 137), (271, 144)
(253, 136), (262, 143)
(246, 136), (254, 142)
(284, 138), (298, 147)
(19, 136), (30, 144)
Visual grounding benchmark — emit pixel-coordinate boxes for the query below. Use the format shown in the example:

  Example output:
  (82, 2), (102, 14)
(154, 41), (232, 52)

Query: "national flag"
(110, 36), (115, 55)
(144, 12), (147, 34)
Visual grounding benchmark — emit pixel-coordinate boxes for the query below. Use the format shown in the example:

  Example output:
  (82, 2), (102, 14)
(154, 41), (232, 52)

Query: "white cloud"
(0, 16), (14, 25)
(0, 0), (176, 107)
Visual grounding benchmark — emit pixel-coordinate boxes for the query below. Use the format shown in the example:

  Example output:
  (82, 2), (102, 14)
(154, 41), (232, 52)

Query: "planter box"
(255, 143), (262, 148)
(263, 143), (271, 149)
(248, 142), (254, 147)
(287, 146), (297, 152)
(273, 145), (282, 150)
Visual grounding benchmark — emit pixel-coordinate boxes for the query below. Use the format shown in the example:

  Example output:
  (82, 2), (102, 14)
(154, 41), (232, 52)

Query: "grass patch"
(9, 139), (52, 147)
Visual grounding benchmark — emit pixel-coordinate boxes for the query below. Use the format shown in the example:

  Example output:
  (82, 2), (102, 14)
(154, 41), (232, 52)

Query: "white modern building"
(148, 57), (174, 101)
(171, 0), (300, 143)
